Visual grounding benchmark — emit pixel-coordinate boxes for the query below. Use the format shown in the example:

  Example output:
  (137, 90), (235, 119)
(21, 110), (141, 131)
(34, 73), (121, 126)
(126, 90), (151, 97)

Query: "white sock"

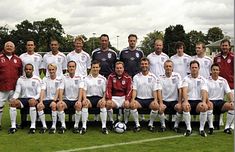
(0, 107), (3, 126)
(225, 110), (234, 129)
(10, 107), (17, 128)
(131, 109), (140, 127)
(29, 107), (37, 129)
(174, 112), (182, 128)
(123, 109), (130, 124)
(82, 108), (88, 129)
(107, 109), (114, 122)
(148, 110), (158, 127)
(207, 110), (214, 129)
(199, 111), (207, 131)
(100, 108), (107, 128)
(51, 111), (57, 129)
(58, 111), (66, 128)
(38, 110), (47, 128)
(74, 110), (81, 128)
(159, 113), (166, 127)
(220, 113), (224, 125)
(183, 111), (191, 131)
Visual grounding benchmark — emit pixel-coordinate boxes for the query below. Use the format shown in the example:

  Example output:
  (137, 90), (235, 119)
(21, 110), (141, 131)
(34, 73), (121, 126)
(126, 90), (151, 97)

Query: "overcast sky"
(0, 0), (233, 50)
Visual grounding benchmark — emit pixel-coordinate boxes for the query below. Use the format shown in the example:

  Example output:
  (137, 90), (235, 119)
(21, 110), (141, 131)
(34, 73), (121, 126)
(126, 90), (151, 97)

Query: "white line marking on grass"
(56, 130), (223, 152)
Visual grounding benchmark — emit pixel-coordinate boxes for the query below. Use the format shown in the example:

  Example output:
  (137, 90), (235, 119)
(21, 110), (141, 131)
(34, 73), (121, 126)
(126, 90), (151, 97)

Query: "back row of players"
(0, 34), (233, 136)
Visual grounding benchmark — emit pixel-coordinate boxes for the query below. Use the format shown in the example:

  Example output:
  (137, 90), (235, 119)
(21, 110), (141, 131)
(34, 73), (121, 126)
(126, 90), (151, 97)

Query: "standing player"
(67, 36), (91, 77)
(81, 60), (108, 134)
(41, 39), (67, 77)
(159, 60), (183, 132)
(181, 60), (209, 137)
(119, 34), (144, 77)
(207, 63), (234, 134)
(147, 39), (169, 77)
(170, 41), (192, 78)
(130, 57), (165, 132)
(0, 41), (22, 130)
(58, 61), (84, 134)
(20, 40), (43, 76)
(91, 34), (117, 78)
(9, 63), (41, 134)
(37, 63), (63, 134)
(105, 61), (132, 128)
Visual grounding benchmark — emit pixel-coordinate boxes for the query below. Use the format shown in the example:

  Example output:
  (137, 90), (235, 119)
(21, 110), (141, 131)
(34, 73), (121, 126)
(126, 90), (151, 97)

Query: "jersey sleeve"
(125, 77), (132, 101)
(12, 78), (22, 99)
(105, 75), (113, 100)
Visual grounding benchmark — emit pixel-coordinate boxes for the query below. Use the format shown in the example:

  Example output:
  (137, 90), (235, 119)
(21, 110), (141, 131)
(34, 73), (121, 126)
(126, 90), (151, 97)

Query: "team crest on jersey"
(122, 80), (126, 85)
(108, 53), (112, 59)
(217, 58), (221, 62)
(148, 78), (152, 83)
(58, 58), (61, 62)
(161, 57), (164, 62)
(75, 80), (79, 85)
(34, 57), (37, 62)
(219, 82), (223, 88)
(32, 81), (36, 86)
(113, 78), (116, 83)
(98, 79), (102, 85)
(204, 60), (208, 66)
(13, 59), (17, 63)
(196, 80), (201, 86)
(183, 58), (187, 63)
(55, 82), (59, 88)
(1, 57), (5, 63)
(136, 52), (139, 58)
(172, 78), (176, 84)
(81, 55), (86, 61)
(227, 59), (231, 63)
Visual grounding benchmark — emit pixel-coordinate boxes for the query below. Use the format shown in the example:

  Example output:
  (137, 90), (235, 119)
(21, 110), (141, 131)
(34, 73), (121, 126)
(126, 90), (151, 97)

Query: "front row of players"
(8, 58), (234, 137)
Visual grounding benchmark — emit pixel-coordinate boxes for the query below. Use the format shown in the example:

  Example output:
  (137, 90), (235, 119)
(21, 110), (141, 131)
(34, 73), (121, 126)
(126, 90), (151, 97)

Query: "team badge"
(122, 80), (126, 85)
(32, 81), (36, 87)
(108, 53), (112, 59)
(34, 57), (37, 62)
(172, 78), (176, 84)
(58, 58), (61, 62)
(197, 80), (201, 86)
(1, 58), (5, 63)
(219, 82), (223, 88)
(217, 58), (221, 63)
(98, 79), (102, 85)
(113, 78), (116, 83)
(183, 58), (187, 63)
(13, 59), (17, 63)
(55, 82), (59, 88)
(81, 55), (85, 61)
(161, 57), (164, 62)
(148, 78), (152, 83)
(75, 80), (79, 85)
(204, 61), (208, 66)
(227, 59), (231, 63)
(136, 52), (139, 58)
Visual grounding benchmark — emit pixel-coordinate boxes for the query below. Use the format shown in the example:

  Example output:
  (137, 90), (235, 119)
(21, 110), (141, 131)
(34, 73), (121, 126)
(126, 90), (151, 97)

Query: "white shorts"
(112, 96), (125, 108)
(0, 90), (14, 107)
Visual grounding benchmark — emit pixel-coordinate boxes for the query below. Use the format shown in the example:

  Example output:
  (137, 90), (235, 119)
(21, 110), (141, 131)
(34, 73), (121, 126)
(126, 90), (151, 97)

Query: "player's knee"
(130, 101), (138, 110)
(106, 100), (113, 109)
(150, 102), (159, 111)
(123, 101), (129, 109)
(174, 103), (183, 112)
(196, 102), (208, 112)
(74, 102), (82, 110)
(28, 99), (37, 107)
(82, 100), (90, 108)
(37, 103), (44, 111)
(10, 99), (20, 108)
(182, 103), (191, 112)
(222, 102), (234, 111)
(207, 101), (213, 110)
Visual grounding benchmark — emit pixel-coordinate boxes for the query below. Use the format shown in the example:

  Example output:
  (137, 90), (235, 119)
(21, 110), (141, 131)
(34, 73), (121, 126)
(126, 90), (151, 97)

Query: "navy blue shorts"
(211, 100), (225, 114)
(43, 100), (55, 111)
(64, 100), (76, 109)
(87, 96), (102, 108)
(188, 100), (201, 114)
(136, 98), (154, 109)
(163, 101), (177, 114)
(19, 98), (30, 108)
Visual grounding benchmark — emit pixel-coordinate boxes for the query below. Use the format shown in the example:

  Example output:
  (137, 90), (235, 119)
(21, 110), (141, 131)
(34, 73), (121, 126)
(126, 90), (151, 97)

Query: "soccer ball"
(114, 122), (127, 133)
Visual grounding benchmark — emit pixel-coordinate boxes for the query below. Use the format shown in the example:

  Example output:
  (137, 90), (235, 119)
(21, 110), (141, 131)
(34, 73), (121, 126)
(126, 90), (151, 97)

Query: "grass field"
(0, 105), (234, 152)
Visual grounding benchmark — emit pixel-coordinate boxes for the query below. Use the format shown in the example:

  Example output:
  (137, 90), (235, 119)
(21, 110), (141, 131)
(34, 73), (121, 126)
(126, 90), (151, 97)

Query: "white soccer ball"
(114, 122), (127, 133)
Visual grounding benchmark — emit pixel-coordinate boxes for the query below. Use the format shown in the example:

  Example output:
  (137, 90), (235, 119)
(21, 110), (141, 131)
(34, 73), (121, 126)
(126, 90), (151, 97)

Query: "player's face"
(100, 36), (109, 50)
(220, 42), (230, 54)
(211, 66), (220, 77)
(50, 41), (59, 52)
(91, 63), (100, 75)
(196, 44), (204, 56)
(154, 40), (163, 53)
(140, 60), (149, 72)
(128, 36), (137, 49)
(164, 62), (173, 74)
(67, 62), (76, 74)
(74, 40), (83, 52)
(4, 41), (15, 55)
(26, 41), (35, 52)
(190, 63), (199, 76)
(25, 65), (34, 78)
(48, 65), (57, 77)
(177, 46), (184, 56)
(115, 63), (124, 76)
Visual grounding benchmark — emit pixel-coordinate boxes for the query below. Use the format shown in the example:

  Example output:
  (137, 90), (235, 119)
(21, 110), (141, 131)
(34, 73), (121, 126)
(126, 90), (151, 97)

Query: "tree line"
(0, 18), (224, 56)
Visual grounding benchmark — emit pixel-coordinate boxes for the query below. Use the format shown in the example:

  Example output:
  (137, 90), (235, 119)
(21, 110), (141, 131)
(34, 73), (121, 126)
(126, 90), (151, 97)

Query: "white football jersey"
(133, 72), (161, 99)
(67, 50), (91, 77)
(192, 55), (212, 79)
(147, 52), (169, 77)
(207, 76), (231, 100)
(41, 51), (67, 77)
(182, 75), (208, 100)
(83, 74), (106, 97)
(13, 75), (42, 100)
(41, 76), (63, 100)
(159, 72), (182, 102)
(19, 52), (43, 76)
(170, 53), (192, 78)
(61, 73), (84, 101)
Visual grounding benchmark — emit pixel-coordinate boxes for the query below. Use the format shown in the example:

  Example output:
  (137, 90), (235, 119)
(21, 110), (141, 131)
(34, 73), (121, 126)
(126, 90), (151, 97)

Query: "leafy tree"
(0, 25), (11, 51)
(164, 24), (187, 57)
(140, 30), (164, 55)
(207, 27), (224, 42)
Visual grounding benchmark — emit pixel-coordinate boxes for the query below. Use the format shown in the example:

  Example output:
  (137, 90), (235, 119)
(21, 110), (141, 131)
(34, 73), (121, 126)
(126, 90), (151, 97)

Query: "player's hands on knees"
(175, 103), (183, 112)
(159, 103), (166, 113)
(182, 101), (191, 112)
(37, 102), (45, 109)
